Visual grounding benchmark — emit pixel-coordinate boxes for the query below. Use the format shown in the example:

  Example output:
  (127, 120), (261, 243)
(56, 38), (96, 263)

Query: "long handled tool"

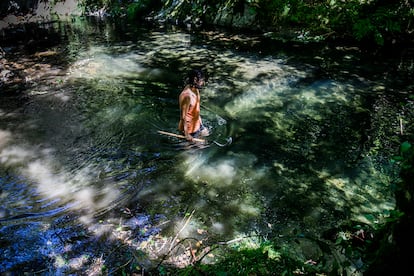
(157, 130), (232, 147)
(157, 130), (207, 143)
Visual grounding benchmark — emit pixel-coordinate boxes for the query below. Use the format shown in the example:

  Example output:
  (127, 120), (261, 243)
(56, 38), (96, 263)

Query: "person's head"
(186, 69), (207, 89)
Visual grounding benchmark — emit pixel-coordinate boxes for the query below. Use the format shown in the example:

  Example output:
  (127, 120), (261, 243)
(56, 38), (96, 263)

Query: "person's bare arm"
(180, 96), (193, 141)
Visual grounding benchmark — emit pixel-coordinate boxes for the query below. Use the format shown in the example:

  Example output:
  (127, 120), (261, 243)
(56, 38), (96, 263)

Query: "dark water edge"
(1, 15), (413, 97)
(0, 16), (413, 275)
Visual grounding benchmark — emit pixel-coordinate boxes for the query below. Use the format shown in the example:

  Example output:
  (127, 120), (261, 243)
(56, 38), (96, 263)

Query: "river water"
(0, 18), (412, 273)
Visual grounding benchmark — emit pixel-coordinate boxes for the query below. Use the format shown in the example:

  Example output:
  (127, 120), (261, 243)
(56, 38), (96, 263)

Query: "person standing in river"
(178, 69), (210, 142)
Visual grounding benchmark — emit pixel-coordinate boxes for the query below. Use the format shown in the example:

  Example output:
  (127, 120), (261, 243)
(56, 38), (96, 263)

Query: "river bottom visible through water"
(0, 17), (413, 274)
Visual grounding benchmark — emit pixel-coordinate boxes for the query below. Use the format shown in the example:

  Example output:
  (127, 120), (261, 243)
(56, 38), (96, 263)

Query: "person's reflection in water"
(178, 69), (210, 142)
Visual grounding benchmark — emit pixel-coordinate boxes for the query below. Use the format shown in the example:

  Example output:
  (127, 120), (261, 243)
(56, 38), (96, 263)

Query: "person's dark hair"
(186, 69), (207, 87)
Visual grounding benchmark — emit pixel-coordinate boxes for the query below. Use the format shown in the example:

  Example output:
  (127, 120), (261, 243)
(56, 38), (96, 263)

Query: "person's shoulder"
(180, 86), (192, 96)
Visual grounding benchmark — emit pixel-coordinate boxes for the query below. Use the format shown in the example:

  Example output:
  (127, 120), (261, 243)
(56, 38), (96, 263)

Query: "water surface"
(0, 18), (411, 273)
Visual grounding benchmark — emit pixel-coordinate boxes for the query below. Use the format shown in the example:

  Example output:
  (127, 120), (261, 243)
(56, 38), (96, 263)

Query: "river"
(0, 17), (412, 274)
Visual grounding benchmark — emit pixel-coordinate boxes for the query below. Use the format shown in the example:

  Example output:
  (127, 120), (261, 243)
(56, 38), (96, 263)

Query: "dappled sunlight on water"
(0, 18), (410, 273)
(0, 142), (128, 224)
(68, 46), (145, 80)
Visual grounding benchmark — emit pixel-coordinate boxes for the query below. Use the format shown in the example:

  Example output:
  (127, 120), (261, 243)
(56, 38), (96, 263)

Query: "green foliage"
(76, 0), (412, 47)
(399, 141), (413, 170)
(173, 242), (309, 275)
(78, 0), (160, 17)
(392, 141), (414, 208)
(362, 140), (414, 274)
(395, 140), (414, 212)
(254, 0), (411, 46)
(334, 224), (373, 264)
(353, 18), (374, 41)
(352, 4), (402, 45)
(127, 1), (148, 20)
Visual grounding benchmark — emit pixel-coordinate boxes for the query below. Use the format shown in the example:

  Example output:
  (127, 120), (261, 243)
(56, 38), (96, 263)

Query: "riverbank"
(0, 0), (80, 31)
